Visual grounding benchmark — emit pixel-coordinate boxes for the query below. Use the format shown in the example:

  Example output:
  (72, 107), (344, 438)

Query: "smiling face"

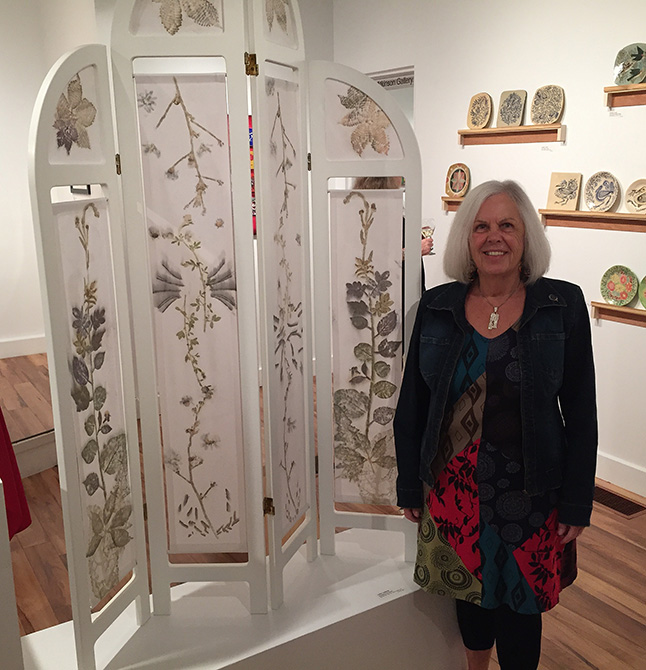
(469, 193), (525, 282)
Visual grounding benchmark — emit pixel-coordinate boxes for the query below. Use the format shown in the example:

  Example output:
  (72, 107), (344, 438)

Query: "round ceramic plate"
(614, 43), (646, 85)
(639, 276), (646, 309)
(600, 265), (638, 306)
(530, 85), (564, 125)
(467, 92), (492, 129)
(625, 178), (646, 213)
(584, 171), (619, 212)
(445, 163), (470, 197)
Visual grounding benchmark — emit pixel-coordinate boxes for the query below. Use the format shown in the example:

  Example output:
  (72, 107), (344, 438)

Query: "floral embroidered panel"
(261, 76), (308, 535)
(55, 197), (137, 607)
(50, 66), (103, 166)
(263, 0), (298, 49)
(329, 189), (404, 505)
(129, 0), (224, 36)
(324, 79), (404, 162)
(135, 73), (247, 553)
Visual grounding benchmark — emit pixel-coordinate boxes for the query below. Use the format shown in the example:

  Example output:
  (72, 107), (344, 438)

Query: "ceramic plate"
(467, 92), (492, 129)
(639, 276), (646, 309)
(445, 163), (470, 197)
(530, 85), (564, 125)
(546, 172), (582, 210)
(600, 265), (638, 306)
(614, 43), (646, 85)
(584, 171), (619, 212)
(625, 179), (646, 213)
(497, 90), (526, 127)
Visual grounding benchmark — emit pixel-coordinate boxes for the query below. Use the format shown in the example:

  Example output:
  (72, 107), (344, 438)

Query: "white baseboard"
(0, 336), (47, 359)
(596, 451), (646, 498)
(14, 432), (57, 478)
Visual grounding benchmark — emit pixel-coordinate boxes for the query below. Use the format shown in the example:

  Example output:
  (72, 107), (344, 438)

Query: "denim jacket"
(394, 277), (598, 527)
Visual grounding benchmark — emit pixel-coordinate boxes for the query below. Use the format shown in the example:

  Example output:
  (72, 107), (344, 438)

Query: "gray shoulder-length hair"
(443, 180), (551, 285)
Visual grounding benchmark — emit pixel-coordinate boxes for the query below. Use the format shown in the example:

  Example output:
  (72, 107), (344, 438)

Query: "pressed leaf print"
(333, 192), (402, 504)
(153, 0), (220, 35)
(338, 86), (391, 157)
(266, 0), (290, 32)
(149, 215), (239, 540)
(153, 77), (225, 214)
(68, 203), (133, 602)
(267, 78), (304, 525)
(54, 73), (97, 155)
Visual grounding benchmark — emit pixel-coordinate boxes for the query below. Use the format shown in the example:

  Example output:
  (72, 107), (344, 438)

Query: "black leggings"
(455, 600), (542, 670)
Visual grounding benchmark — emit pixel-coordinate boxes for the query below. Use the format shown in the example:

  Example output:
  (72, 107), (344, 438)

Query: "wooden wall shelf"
(604, 83), (646, 108)
(539, 209), (646, 233)
(591, 301), (646, 328)
(458, 124), (565, 146)
(441, 196), (463, 212)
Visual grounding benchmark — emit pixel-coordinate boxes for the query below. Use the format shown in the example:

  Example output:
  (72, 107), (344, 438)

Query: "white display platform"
(21, 529), (466, 669)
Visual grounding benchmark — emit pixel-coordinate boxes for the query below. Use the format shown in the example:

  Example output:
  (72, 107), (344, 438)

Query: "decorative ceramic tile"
(584, 171), (619, 212)
(530, 85), (564, 125)
(445, 163), (470, 197)
(466, 92), (492, 129)
(546, 172), (581, 210)
(614, 43), (646, 85)
(600, 265), (638, 306)
(625, 179), (646, 213)
(496, 90), (526, 127)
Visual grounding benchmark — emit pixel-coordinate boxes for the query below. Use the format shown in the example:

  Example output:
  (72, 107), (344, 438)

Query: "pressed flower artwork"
(56, 198), (136, 606)
(330, 190), (404, 504)
(53, 71), (97, 155)
(136, 74), (247, 552)
(152, 0), (221, 35)
(264, 0), (297, 48)
(264, 77), (308, 532)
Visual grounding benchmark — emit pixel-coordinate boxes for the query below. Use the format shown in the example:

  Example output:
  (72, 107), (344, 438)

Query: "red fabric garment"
(0, 406), (31, 538)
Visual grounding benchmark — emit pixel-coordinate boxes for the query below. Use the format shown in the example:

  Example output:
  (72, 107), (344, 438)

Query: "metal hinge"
(245, 52), (259, 76)
(307, 152), (311, 171)
(263, 497), (275, 516)
(115, 153), (122, 175)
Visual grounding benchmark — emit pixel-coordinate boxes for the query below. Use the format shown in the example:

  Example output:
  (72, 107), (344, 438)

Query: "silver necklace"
(479, 281), (522, 330)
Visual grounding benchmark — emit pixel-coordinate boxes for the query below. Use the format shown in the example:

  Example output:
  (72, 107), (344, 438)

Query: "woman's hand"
(557, 523), (584, 544)
(402, 508), (422, 524)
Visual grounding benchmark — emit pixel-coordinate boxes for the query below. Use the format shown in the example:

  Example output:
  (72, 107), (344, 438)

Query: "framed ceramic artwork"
(584, 171), (619, 212)
(639, 276), (646, 309)
(600, 265), (638, 306)
(546, 173), (581, 210)
(625, 179), (646, 213)
(530, 85), (564, 125)
(445, 163), (470, 197)
(467, 92), (492, 129)
(614, 43), (646, 85)
(496, 90), (526, 127)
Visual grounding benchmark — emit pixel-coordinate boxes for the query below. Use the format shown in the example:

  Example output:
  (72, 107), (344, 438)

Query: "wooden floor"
(3, 354), (646, 668)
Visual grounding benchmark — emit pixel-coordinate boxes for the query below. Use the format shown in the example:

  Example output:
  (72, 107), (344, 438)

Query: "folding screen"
(28, 45), (150, 670)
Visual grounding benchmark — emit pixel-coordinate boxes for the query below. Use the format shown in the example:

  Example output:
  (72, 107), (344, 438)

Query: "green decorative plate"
(600, 265), (638, 306)
(639, 276), (646, 309)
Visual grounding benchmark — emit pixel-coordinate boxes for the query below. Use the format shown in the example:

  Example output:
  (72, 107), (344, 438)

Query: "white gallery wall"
(333, 0), (646, 495)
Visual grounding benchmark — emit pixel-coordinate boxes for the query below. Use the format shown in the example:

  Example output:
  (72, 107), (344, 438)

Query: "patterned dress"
(414, 327), (576, 613)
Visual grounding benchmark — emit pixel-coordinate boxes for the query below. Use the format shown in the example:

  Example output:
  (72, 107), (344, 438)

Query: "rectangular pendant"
(487, 309), (499, 330)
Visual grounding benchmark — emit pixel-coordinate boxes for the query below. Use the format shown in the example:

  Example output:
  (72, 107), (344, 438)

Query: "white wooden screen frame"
(28, 44), (151, 670)
(0, 479), (24, 670)
(308, 60), (421, 561)
(110, 0), (268, 615)
(247, 0), (318, 609)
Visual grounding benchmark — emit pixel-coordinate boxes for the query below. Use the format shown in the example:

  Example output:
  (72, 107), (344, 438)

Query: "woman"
(394, 180), (597, 670)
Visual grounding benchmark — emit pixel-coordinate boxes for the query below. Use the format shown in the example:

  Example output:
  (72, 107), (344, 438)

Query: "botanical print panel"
(324, 79), (403, 162)
(129, 0), (224, 36)
(262, 76), (308, 536)
(135, 74), (246, 553)
(50, 65), (103, 166)
(263, 0), (298, 49)
(55, 198), (136, 608)
(330, 189), (404, 505)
